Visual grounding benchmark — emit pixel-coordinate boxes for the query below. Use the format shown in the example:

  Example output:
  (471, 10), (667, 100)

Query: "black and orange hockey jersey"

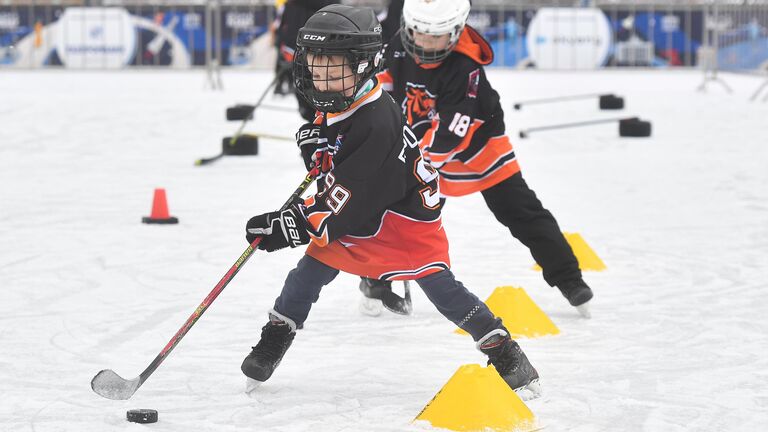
(377, 26), (520, 197)
(301, 80), (451, 281)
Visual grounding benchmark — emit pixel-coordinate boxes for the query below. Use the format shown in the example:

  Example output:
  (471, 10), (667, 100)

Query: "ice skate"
(478, 329), (542, 400)
(359, 295), (384, 316)
(359, 278), (412, 315)
(557, 278), (593, 318)
(241, 311), (296, 389)
(245, 378), (262, 397)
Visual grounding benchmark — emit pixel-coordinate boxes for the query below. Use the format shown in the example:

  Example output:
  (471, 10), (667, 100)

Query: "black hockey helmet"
(293, 5), (383, 113)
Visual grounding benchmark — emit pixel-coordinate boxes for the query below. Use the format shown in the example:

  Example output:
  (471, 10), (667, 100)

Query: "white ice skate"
(515, 378), (543, 401)
(575, 300), (592, 319)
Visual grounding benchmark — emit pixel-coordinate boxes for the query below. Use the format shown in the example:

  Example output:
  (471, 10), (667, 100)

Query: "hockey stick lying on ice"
(91, 172), (317, 400)
(195, 65), (290, 167)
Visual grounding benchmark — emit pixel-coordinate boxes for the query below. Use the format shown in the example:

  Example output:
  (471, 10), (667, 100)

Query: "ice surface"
(1, 69), (767, 431)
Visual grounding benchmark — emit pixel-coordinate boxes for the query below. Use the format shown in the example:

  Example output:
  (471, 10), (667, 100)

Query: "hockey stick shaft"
(226, 75), (282, 146)
(248, 132), (294, 142)
(92, 172), (316, 399)
(519, 116), (636, 138)
(195, 66), (291, 166)
(513, 93), (609, 110)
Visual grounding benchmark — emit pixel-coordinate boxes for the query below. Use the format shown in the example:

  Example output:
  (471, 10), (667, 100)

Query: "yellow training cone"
(534, 232), (606, 272)
(455, 287), (559, 338)
(414, 364), (537, 432)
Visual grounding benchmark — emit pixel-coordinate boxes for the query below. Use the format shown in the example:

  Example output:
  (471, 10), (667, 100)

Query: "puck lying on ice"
(126, 409), (158, 424)
(599, 94), (625, 110)
(619, 117), (652, 137)
(222, 135), (259, 156)
(226, 104), (255, 121)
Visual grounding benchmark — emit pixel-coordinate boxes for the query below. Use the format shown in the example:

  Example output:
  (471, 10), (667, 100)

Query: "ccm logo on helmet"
(303, 34), (326, 41)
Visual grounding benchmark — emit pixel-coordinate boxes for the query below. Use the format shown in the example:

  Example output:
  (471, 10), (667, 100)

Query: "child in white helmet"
(361, 0), (594, 317)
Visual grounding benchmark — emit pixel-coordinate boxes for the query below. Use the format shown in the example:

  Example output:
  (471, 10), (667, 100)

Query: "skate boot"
(478, 329), (541, 400)
(358, 277), (412, 316)
(557, 278), (593, 318)
(241, 311), (296, 394)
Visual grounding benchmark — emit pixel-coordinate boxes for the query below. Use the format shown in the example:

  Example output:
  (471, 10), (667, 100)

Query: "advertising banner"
(54, 8), (136, 69)
(525, 8), (612, 69)
(0, 4), (765, 71)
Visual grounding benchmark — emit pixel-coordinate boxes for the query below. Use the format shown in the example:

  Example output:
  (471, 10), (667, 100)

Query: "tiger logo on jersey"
(401, 82), (436, 129)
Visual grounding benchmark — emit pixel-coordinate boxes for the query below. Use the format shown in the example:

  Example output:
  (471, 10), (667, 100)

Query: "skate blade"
(245, 378), (263, 397)
(575, 301), (592, 319)
(382, 295), (412, 315)
(514, 379), (542, 401)
(359, 296), (383, 317)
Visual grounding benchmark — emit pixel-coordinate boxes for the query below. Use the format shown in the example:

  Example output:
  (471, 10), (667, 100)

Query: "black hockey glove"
(296, 123), (336, 177)
(296, 123), (322, 171)
(245, 204), (310, 252)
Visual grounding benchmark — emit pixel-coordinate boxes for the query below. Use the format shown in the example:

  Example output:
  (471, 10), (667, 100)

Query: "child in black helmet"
(241, 4), (541, 400)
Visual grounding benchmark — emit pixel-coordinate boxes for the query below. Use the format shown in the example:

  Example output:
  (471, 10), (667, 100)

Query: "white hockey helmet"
(400, 0), (471, 64)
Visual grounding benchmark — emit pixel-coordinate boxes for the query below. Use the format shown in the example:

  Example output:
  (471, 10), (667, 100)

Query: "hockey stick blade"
(91, 369), (141, 400)
(195, 153), (224, 166)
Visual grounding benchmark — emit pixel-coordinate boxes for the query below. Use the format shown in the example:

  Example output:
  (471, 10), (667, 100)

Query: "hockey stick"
(195, 66), (291, 166)
(518, 116), (651, 138)
(247, 132), (294, 142)
(91, 172), (316, 400)
(513, 93), (624, 111)
(519, 117), (627, 138)
(513, 93), (605, 110)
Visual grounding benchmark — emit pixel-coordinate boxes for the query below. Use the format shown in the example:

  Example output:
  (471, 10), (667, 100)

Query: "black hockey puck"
(226, 104), (255, 121)
(222, 134), (259, 156)
(126, 409), (158, 424)
(619, 117), (652, 137)
(599, 94), (625, 110)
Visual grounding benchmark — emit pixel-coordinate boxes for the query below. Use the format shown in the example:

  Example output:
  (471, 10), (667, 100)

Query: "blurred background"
(2, 0), (767, 75)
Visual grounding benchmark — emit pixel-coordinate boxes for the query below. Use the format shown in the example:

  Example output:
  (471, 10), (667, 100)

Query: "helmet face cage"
(400, 15), (463, 65)
(294, 47), (373, 113)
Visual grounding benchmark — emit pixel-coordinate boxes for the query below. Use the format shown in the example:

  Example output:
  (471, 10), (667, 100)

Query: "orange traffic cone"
(142, 188), (179, 224)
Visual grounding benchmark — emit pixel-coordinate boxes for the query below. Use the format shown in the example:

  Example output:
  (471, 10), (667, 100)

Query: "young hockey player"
(241, 4), (540, 399)
(362, 0), (594, 317)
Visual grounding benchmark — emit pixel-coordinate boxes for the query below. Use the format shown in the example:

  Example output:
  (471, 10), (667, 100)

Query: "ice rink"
(1, 68), (767, 431)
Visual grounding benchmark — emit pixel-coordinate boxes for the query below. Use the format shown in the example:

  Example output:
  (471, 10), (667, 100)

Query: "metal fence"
(1, 0), (767, 74)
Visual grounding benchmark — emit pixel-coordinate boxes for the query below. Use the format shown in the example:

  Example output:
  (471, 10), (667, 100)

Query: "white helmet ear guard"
(400, 0), (471, 64)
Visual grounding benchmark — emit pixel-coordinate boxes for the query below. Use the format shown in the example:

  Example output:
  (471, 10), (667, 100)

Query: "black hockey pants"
(481, 172), (581, 287)
(273, 255), (503, 341)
